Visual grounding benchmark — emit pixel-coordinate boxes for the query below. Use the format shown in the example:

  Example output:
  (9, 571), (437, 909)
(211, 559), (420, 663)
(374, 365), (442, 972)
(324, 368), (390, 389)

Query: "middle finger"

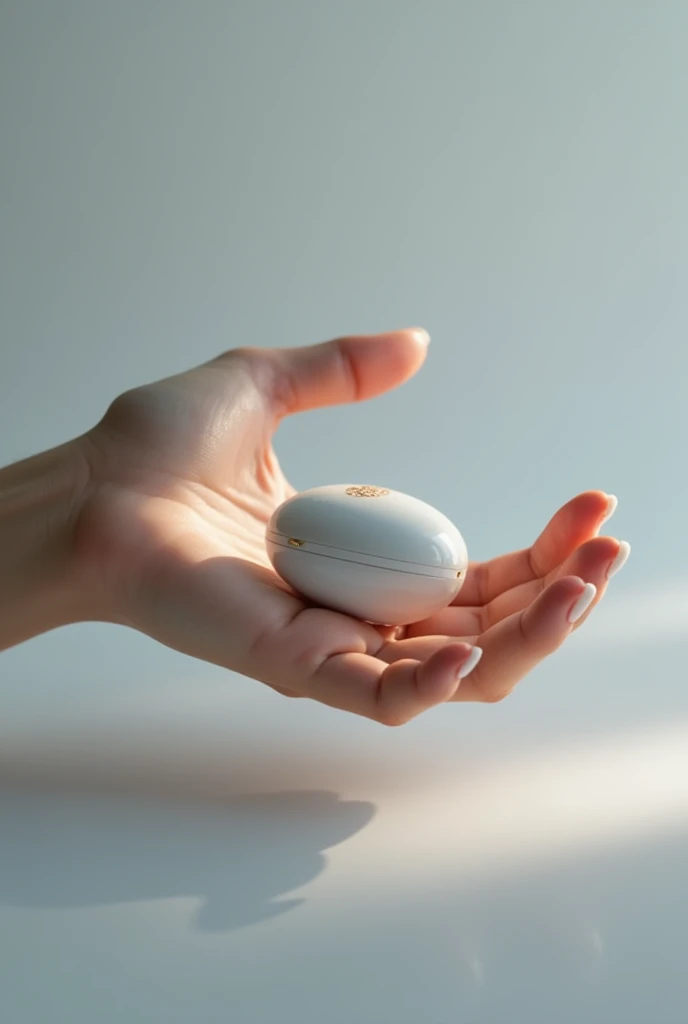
(407, 535), (626, 638)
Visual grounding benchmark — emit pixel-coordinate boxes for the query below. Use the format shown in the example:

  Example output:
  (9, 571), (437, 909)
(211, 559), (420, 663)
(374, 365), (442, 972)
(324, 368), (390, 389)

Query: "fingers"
(411, 533), (630, 639)
(251, 603), (482, 725)
(485, 534), (630, 632)
(451, 576), (596, 703)
(567, 536), (631, 629)
(264, 328), (430, 416)
(153, 548), (485, 726)
(302, 642), (483, 725)
(455, 490), (615, 607)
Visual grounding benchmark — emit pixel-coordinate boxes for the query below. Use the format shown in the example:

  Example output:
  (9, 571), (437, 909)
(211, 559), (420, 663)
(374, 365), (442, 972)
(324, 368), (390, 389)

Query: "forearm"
(0, 440), (90, 650)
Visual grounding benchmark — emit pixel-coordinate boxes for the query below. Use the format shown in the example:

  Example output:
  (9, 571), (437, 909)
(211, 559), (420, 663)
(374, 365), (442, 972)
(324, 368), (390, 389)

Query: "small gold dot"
(288, 538), (304, 547)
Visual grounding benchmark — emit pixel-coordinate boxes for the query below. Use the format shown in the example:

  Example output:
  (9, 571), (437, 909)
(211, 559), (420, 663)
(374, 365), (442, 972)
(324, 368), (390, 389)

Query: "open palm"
(77, 330), (628, 724)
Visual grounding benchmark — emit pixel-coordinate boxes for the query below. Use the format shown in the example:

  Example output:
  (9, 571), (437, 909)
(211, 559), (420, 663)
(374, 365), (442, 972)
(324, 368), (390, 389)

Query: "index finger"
(250, 603), (481, 725)
(455, 490), (614, 606)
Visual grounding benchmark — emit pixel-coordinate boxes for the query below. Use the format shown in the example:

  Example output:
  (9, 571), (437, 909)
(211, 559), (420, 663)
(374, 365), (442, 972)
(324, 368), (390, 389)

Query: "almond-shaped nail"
(457, 645), (483, 679)
(567, 582), (597, 624)
(606, 540), (631, 579)
(601, 494), (618, 524)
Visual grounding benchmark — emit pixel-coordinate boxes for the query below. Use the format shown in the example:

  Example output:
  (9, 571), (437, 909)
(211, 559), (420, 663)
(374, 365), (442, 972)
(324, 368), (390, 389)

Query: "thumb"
(268, 328), (430, 415)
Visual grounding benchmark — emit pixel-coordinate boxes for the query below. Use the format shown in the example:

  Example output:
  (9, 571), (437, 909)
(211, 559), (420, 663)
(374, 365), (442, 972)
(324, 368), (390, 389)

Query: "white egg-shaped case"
(266, 484), (468, 625)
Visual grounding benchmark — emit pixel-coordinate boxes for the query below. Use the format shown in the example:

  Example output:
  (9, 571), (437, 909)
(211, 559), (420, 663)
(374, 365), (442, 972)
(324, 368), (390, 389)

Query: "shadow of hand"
(0, 787), (375, 932)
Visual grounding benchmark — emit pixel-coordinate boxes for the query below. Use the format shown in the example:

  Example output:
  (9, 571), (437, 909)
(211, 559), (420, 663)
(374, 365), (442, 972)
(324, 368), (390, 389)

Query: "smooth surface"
(266, 543), (463, 626)
(267, 484), (467, 623)
(268, 485), (467, 571)
(2, 3), (688, 1023)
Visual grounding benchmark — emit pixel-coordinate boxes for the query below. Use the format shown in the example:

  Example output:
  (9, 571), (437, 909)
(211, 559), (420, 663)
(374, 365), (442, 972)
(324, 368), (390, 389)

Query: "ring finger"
(451, 575), (597, 703)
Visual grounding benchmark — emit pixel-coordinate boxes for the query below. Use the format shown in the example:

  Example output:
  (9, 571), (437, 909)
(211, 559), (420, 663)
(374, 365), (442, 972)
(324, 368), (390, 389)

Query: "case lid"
(267, 484), (467, 573)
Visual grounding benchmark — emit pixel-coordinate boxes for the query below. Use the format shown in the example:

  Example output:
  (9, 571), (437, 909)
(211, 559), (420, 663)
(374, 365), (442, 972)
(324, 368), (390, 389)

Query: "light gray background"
(1, 2), (687, 1022)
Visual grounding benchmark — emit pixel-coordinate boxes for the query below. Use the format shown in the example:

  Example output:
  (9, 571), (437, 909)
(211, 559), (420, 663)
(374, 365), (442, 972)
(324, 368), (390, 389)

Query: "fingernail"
(606, 540), (631, 579)
(567, 582), (597, 624)
(411, 327), (431, 346)
(601, 494), (618, 524)
(457, 646), (483, 679)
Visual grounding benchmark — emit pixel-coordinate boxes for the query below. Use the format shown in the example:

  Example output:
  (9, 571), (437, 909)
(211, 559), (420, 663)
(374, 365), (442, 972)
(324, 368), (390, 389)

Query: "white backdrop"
(2, 3), (687, 1022)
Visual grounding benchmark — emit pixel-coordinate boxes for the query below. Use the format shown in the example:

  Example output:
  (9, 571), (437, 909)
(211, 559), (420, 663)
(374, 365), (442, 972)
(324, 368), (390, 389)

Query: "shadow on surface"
(0, 785), (375, 932)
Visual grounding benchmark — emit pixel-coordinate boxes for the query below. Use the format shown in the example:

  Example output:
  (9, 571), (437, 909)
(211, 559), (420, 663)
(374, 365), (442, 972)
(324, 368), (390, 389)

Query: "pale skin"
(0, 329), (630, 725)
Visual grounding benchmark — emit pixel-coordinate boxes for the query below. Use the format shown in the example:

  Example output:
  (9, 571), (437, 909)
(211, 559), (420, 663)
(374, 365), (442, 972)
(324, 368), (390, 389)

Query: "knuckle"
(251, 609), (330, 682)
(527, 544), (546, 580)
(268, 638), (325, 685)
(269, 367), (299, 416)
(527, 623), (566, 659)
(292, 645), (329, 679)
(542, 634), (566, 657)
(377, 708), (409, 728)
(480, 687), (511, 705)
(476, 562), (490, 607)
(335, 340), (365, 403)
(229, 347), (298, 416)
(218, 345), (281, 404)
(218, 344), (263, 368)
(99, 386), (157, 447)
(469, 667), (512, 705)
(373, 684), (409, 728)
(519, 610), (561, 657)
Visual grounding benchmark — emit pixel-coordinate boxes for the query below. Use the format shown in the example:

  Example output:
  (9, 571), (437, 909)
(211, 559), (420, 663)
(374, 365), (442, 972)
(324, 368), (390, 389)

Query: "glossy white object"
(266, 484), (468, 625)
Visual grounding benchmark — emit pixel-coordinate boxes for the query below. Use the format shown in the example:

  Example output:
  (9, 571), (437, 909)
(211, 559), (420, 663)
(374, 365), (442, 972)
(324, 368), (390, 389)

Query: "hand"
(69, 329), (629, 724)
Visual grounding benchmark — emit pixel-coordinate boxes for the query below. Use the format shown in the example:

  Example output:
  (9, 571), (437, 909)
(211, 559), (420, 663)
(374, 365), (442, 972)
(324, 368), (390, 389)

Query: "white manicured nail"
(457, 646), (483, 679)
(601, 494), (618, 524)
(606, 540), (631, 579)
(567, 583), (597, 624)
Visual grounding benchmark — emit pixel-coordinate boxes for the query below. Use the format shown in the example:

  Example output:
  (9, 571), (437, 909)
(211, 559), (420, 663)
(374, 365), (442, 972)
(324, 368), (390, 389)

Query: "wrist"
(0, 438), (93, 650)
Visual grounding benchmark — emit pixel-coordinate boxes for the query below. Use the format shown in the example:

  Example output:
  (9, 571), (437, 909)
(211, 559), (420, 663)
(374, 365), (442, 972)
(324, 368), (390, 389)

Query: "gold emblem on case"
(345, 485), (390, 498)
(287, 538), (304, 547)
